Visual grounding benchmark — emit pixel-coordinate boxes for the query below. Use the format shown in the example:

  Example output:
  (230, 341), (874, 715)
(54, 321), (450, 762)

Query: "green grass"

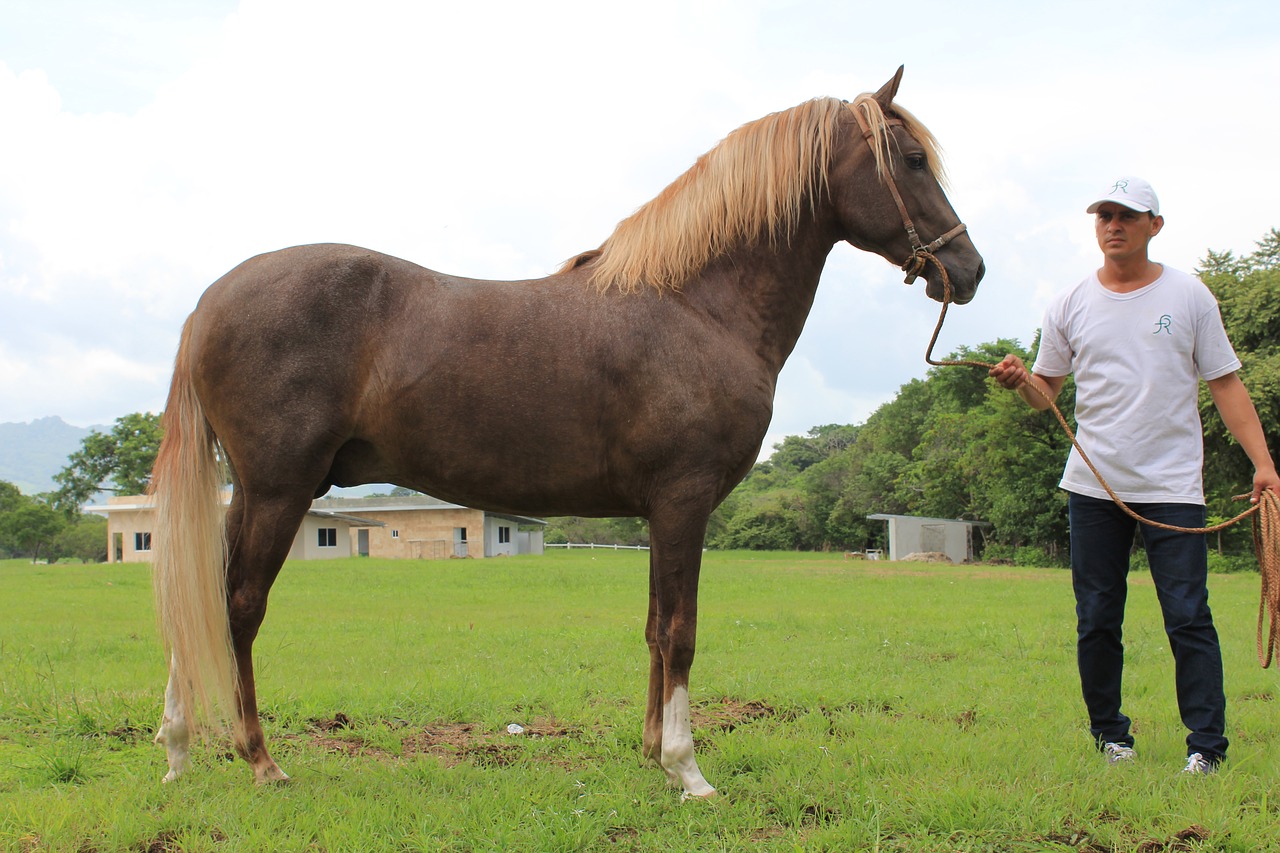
(2, 551), (1279, 851)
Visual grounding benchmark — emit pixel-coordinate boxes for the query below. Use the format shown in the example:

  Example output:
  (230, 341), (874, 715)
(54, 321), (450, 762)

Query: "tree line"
(7, 230), (1276, 565)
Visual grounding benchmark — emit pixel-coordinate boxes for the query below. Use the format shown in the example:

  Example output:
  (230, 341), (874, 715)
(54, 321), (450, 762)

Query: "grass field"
(2, 550), (1279, 852)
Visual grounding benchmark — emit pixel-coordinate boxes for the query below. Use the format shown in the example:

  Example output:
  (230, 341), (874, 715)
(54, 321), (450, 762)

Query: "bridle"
(851, 103), (968, 285)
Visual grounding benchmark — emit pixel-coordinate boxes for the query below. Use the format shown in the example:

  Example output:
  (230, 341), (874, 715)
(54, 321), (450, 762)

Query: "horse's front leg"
(644, 509), (716, 800)
(642, 568), (665, 767)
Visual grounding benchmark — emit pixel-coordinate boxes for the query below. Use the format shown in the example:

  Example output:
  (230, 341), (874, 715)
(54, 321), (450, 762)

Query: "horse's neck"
(691, 222), (836, 376)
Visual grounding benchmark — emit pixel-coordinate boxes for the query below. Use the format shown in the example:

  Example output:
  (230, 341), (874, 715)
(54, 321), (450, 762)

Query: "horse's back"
(183, 242), (771, 513)
(184, 244), (612, 501)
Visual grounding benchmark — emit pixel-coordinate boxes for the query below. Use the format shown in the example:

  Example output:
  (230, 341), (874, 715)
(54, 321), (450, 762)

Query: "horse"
(149, 66), (984, 799)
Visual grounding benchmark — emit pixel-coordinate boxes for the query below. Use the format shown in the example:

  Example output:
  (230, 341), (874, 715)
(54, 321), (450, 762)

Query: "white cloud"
(1, 0), (1278, 439)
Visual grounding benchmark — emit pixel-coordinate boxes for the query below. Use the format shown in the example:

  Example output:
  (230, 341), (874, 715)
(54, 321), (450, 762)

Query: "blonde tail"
(150, 314), (236, 733)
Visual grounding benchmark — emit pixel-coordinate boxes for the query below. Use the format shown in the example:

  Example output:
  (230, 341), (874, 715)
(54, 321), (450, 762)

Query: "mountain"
(0, 416), (100, 495)
(0, 416), (386, 498)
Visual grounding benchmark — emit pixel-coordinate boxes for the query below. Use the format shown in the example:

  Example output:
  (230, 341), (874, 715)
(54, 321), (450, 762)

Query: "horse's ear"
(873, 65), (905, 109)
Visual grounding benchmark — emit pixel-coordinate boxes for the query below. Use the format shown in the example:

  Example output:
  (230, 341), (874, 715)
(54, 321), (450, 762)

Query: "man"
(990, 176), (1279, 775)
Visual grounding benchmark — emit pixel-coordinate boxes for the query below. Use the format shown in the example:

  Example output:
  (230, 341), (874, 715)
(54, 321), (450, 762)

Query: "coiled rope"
(915, 251), (1280, 667)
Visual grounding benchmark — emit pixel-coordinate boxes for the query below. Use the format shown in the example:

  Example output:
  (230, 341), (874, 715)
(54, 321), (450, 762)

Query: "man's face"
(1094, 202), (1163, 262)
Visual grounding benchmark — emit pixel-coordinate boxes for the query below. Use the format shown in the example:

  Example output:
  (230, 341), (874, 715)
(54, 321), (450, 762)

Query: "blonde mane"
(564, 93), (946, 294)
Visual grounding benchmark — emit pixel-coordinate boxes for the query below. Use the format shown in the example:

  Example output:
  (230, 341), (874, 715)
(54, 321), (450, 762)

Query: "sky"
(2, 0), (1278, 462)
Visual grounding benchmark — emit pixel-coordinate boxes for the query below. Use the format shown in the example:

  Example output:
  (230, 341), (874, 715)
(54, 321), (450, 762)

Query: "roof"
(314, 495), (547, 527)
(86, 492), (547, 527)
(306, 509), (384, 527)
(867, 513), (991, 527)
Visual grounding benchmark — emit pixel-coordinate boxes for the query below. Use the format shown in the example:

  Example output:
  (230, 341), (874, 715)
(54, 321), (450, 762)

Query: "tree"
(1198, 229), (1280, 551)
(52, 412), (163, 515)
(0, 480), (23, 514)
(543, 516), (649, 546)
(764, 424), (859, 474)
(709, 490), (806, 550)
(52, 515), (109, 563)
(0, 495), (66, 562)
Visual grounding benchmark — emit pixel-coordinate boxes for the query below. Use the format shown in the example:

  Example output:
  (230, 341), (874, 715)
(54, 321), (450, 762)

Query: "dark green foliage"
(543, 515), (649, 546)
(0, 483), (67, 562)
(52, 515), (109, 563)
(1198, 229), (1280, 551)
(52, 412), (162, 516)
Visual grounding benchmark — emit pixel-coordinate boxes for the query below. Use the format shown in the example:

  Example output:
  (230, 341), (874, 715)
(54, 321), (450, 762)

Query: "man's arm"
(989, 354), (1066, 411)
(1206, 371), (1280, 502)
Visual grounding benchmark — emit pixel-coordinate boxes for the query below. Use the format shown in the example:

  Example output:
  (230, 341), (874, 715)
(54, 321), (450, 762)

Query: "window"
(318, 528), (337, 548)
(135, 532), (152, 552)
(391, 530), (399, 539)
(498, 526), (511, 544)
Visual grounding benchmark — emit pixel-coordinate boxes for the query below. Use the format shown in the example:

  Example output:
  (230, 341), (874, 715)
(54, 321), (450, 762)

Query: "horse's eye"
(905, 153), (926, 171)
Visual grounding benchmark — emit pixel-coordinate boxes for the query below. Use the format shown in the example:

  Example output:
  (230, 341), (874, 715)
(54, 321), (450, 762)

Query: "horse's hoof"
(254, 765), (290, 785)
(159, 751), (190, 782)
(681, 787), (719, 802)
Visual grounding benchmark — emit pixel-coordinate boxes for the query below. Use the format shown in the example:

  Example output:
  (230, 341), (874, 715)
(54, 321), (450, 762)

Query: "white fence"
(545, 542), (650, 552)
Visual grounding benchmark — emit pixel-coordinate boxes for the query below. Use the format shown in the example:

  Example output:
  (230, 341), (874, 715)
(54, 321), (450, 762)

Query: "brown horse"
(149, 67), (983, 798)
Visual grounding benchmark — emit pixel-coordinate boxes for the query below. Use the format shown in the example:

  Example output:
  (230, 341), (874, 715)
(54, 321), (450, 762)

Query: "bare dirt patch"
(297, 714), (587, 768)
(691, 698), (775, 733)
(300, 704), (774, 768)
(401, 719), (583, 767)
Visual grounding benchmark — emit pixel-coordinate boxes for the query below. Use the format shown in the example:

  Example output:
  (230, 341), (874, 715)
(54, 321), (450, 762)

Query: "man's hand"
(1251, 466), (1280, 504)
(989, 354), (1030, 390)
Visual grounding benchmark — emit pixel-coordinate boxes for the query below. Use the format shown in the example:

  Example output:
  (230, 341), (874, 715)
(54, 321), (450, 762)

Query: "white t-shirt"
(1033, 265), (1240, 504)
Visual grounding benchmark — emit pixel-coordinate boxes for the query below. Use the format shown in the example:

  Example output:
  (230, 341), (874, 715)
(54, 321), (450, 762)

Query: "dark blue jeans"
(1068, 493), (1227, 761)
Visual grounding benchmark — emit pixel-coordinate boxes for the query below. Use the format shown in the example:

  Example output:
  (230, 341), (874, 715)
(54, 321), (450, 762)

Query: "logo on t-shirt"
(1153, 314), (1172, 335)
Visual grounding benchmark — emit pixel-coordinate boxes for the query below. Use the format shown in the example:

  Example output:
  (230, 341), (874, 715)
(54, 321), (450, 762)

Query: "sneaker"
(1102, 742), (1136, 764)
(1182, 753), (1218, 775)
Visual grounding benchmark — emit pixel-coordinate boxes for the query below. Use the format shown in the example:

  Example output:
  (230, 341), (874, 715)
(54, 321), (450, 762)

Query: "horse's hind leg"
(224, 488), (312, 784)
(155, 656), (190, 782)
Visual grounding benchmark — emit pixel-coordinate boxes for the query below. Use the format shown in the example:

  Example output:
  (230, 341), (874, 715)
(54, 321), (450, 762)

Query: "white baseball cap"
(1086, 177), (1160, 216)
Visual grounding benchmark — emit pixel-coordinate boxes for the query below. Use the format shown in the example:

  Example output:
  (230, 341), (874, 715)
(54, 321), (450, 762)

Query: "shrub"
(1208, 550), (1258, 574)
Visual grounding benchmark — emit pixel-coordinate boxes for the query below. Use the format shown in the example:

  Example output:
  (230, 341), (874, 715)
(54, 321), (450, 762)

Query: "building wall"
(94, 495), (544, 562)
(348, 507), (486, 559)
(883, 516), (974, 564)
(102, 498), (154, 564)
(292, 514), (356, 561)
(515, 529), (544, 556)
(99, 496), (351, 564)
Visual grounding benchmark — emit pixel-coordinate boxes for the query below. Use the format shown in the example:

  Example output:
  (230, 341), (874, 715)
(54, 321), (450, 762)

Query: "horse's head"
(830, 67), (984, 305)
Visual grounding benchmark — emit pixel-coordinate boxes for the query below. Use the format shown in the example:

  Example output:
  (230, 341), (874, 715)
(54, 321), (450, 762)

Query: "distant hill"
(0, 416), (102, 495)
(0, 416), (394, 498)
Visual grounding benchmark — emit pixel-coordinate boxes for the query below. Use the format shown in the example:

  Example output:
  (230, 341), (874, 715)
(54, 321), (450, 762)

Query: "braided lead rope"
(914, 250), (1280, 666)
(1253, 490), (1280, 666)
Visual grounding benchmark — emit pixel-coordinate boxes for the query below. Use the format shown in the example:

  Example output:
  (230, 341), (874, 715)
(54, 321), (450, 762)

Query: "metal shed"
(865, 513), (990, 564)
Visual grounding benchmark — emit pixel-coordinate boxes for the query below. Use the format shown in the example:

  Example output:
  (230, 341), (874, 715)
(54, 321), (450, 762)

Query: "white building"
(865, 513), (990, 564)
